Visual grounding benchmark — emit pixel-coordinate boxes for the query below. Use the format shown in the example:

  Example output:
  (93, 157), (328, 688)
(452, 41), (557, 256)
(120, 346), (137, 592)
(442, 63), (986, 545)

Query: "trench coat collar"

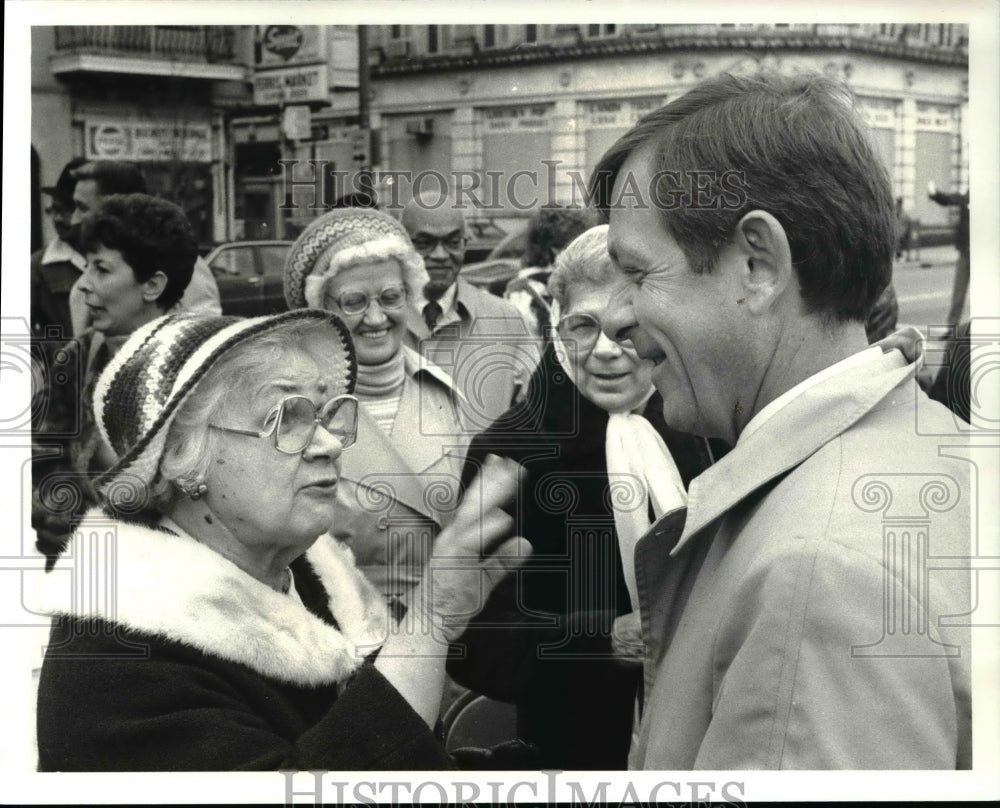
(668, 348), (913, 557)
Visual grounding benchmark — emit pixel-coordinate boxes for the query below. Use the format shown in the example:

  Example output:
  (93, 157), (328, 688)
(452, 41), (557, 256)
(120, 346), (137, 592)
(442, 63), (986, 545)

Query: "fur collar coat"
(33, 509), (451, 771)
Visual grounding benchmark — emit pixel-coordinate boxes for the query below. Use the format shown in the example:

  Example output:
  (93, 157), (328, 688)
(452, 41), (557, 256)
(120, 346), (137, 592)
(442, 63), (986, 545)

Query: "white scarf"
(550, 300), (687, 609)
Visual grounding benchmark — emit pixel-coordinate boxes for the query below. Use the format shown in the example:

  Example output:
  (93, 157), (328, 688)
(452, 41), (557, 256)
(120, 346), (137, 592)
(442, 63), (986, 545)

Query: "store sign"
(256, 25), (326, 67)
(483, 105), (552, 132)
(916, 103), (954, 133)
(584, 96), (665, 128)
(253, 64), (329, 105)
(85, 120), (212, 162)
(856, 97), (897, 130)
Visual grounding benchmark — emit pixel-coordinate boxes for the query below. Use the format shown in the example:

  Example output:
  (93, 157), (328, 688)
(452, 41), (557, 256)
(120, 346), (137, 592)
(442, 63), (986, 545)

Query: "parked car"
(205, 241), (293, 317)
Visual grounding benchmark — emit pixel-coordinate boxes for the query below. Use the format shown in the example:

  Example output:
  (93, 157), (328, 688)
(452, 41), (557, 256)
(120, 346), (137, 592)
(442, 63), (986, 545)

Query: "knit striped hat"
(92, 310), (356, 512)
(283, 207), (430, 310)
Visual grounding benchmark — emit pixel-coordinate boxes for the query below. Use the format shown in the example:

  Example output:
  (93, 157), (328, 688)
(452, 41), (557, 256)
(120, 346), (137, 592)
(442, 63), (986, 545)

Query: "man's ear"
(731, 210), (793, 315)
(142, 271), (169, 305)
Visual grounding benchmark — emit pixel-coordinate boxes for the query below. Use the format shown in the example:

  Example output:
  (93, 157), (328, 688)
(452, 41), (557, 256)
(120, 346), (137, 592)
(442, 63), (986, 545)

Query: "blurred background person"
(401, 192), (541, 429)
(927, 180), (970, 326)
(31, 157), (88, 341)
(865, 282), (899, 344)
(32, 194), (197, 564)
(67, 160), (221, 333)
(34, 309), (528, 770)
(893, 196), (914, 261)
(447, 225), (722, 769)
(283, 207), (468, 603)
(502, 205), (598, 340)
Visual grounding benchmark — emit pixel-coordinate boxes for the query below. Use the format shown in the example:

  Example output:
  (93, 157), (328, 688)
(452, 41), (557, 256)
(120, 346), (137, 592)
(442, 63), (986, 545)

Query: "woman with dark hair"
(31, 194), (197, 560)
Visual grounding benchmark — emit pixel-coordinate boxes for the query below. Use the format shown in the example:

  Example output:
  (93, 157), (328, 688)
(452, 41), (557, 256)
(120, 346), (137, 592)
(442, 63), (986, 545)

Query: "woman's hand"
(375, 455), (530, 726)
(611, 611), (645, 667)
(420, 455), (531, 643)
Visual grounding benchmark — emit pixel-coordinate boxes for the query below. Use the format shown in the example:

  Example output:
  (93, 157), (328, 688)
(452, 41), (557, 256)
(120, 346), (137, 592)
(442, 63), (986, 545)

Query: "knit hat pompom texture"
(284, 207), (430, 310)
(92, 310), (356, 512)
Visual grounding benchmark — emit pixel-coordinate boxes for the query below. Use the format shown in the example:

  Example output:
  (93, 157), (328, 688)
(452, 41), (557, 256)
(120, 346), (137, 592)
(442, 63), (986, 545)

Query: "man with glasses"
(401, 192), (540, 428)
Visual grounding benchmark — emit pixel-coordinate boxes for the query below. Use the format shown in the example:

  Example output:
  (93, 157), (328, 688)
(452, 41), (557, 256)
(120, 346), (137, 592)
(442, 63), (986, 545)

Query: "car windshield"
(209, 243), (291, 277)
(259, 245), (290, 277)
(210, 247), (254, 277)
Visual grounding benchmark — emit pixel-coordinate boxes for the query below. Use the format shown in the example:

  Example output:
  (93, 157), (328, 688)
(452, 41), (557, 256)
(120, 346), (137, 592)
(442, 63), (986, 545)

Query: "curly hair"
(521, 206), (599, 269)
(78, 193), (198, 310)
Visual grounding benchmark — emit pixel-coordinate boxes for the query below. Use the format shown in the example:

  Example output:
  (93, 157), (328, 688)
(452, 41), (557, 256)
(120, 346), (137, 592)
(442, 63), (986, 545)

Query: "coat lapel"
(673, 350), (913, 555)
(339, 405), (438, 520)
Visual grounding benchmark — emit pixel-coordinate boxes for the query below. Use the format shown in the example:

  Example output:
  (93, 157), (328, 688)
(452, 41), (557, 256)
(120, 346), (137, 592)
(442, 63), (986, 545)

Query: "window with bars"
(586, 24), (617, 38)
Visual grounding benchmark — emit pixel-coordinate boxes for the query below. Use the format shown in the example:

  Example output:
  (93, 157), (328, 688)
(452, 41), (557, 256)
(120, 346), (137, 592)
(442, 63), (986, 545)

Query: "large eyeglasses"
(556, 312), (605, 353)
(327, 286), (406, 316)
(210, 394), (359, 455)
(411, 232), (465, 255)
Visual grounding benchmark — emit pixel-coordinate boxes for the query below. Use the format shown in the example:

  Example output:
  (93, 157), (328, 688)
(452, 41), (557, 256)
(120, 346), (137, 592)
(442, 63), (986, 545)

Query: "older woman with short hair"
(34, 310), (527, 771)
(448, 225), (722, 769)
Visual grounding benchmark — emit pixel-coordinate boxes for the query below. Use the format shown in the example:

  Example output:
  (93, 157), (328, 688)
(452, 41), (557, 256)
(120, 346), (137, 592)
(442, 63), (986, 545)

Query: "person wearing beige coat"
(595, 73), (971, 770)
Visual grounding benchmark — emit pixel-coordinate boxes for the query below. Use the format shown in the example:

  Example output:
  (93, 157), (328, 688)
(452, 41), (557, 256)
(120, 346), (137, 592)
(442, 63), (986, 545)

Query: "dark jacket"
(35, 511), (452, 771)
(447, 343), (721, 769)
(31, 330), (115, 565)
(30, 246), (79, 341)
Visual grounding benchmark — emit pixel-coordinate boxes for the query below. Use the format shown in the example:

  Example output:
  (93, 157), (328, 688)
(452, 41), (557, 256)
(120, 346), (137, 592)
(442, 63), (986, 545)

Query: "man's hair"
(72, 160), (148, 197)
(589, 72), (895, 323)
(78, 194), (197, 310)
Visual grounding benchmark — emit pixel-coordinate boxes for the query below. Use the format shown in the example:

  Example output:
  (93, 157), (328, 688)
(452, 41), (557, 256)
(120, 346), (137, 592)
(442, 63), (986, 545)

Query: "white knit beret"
(283, 208), (430, 310)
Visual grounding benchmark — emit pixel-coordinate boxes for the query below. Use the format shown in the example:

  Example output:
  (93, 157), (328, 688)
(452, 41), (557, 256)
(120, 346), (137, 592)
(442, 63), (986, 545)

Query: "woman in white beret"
(283, 208), (469, 605)
(34, 310), (527, 771)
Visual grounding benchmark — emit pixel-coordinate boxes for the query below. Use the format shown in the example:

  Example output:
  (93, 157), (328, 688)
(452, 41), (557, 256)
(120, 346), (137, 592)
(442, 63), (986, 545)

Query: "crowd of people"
(29, 72), (973, 772)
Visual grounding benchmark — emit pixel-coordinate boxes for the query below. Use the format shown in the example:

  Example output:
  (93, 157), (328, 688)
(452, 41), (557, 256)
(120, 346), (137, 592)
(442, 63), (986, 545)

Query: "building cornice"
(372, 34), (968, 77)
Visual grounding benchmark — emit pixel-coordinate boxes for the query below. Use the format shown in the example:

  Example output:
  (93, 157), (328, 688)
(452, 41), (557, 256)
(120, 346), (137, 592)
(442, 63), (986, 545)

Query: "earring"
(748, 258), (755, 270)
(180, 478), (208, 500)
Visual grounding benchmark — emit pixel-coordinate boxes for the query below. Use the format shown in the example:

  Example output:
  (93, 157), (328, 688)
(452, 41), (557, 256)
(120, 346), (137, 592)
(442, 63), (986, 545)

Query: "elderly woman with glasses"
(447, 225), (723, 769)
(34, 310), (527, 771)
(283, 208), (469, 605)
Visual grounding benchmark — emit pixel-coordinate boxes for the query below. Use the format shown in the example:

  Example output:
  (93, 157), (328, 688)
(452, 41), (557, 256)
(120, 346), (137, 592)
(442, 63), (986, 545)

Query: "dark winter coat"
(34, 510), (452, 771)
(447, 343), (721, 769)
